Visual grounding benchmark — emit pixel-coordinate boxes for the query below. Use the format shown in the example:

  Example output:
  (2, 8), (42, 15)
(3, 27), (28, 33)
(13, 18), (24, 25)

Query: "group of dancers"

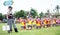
(18, 16), (60, 30)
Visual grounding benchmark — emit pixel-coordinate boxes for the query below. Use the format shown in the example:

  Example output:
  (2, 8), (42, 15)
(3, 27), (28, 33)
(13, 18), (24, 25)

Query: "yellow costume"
(28, 21), (32, 25)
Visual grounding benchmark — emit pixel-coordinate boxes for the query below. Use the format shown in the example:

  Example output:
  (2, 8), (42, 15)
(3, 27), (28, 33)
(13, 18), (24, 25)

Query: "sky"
(0, 0), (60, 14)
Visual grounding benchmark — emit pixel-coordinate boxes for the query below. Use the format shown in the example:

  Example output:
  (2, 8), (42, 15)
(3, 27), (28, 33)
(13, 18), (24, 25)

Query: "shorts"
(21, 26), (25, 29)
(36, 26), (41, 29)
(27, 25), (32, 29)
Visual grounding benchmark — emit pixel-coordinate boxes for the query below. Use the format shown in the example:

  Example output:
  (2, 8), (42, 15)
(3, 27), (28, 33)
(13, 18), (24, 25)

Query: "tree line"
(0, 5), (60, 21)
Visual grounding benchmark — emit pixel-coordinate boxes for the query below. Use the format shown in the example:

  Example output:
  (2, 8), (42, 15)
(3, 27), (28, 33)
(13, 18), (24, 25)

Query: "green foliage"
(14, 10), (27, 18)
(39, 12), (44, 18)
(0, 13), (4, 21)
(30, 8), (38, 18)
(56, 5), (60, 10)
(55, 5), (60, 15)
(45, 10), (50, 15)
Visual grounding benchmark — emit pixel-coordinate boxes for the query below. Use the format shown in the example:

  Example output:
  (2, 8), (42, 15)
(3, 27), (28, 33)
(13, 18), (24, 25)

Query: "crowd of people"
(17, 17), (60, 30)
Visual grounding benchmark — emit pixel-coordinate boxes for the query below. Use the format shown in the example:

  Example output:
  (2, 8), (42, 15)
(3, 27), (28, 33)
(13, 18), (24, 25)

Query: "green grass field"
(0, 23), (60, 35)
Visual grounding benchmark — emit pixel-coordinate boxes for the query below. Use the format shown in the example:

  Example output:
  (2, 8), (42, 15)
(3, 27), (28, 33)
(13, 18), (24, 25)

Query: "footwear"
(14, 28), (18, 32)
(10, 30), (12, 32)
(8, 30), (10, 33)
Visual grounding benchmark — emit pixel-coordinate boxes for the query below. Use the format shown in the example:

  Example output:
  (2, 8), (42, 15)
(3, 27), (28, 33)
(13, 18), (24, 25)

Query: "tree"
(14, 10), (27, 18)
(54, 5), (60, 18)
(3, 14), (7, 19)
(30, 8), (38, 18)
(39, 12), (44, 19)
(0, 13), (4, 21)
(53, 5), (60, 15)
(56, 5), (60, 14)
(45, 10), (50, 15)
(44, 9), (51, 18)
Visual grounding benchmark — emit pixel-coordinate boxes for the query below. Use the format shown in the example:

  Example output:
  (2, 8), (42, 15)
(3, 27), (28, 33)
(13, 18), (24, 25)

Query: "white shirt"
(7, 11), (13, 19)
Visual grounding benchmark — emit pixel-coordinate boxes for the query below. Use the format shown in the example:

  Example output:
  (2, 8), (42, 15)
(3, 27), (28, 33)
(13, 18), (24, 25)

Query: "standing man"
(7, 6), (18, 33)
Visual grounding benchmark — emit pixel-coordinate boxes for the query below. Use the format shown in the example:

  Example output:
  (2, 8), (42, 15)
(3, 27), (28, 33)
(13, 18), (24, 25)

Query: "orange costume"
(33, 20), (36, 25)
(43, 19), (47, 25)
(36, 20), (41, 26)
(28, 20), (32, 25)
(20, 20), (26, 29)
(47, 19), (50, 24)
(53, 19), (56, 24)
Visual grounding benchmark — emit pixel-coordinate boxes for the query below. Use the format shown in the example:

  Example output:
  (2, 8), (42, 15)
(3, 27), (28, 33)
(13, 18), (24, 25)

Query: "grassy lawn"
(0, 23), (60, 35)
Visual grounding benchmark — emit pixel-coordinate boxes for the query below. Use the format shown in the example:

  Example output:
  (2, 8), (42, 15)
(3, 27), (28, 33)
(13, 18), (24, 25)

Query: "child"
(52, 18), (57, 27)
(46, 19), (51, 27)
(36, 18), (41, 29)
(43, 19), (47, 28)
(32, 19), (36, 28)
(27, 17), (32, 30)
(20, 18), (26, 30)
(56, 18), (60, 26)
